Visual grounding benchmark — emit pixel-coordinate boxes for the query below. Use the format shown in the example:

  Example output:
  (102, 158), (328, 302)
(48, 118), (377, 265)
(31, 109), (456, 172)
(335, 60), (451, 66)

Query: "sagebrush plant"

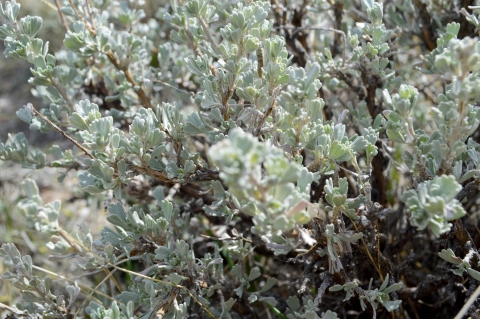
(2, 0), (480, 317)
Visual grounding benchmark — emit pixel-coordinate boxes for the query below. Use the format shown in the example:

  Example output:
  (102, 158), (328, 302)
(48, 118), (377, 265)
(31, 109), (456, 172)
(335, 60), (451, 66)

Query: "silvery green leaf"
(152, 186), (164, 203)
(350, 136), (368, 153)
(258, 277), (276, 293)
(338, 232), (363, 242)
(183, 160), (196, 175)
(248, 267), (261, 281)
(305, 62), (321, 88)
(44, 275), (53, 292)
(116, 293), (141, 312)
(185, 55), (211, 77)
(248, 293), (261, 305)
(445, 22), (460, 36)
(329, 141), (348, 160)
(169, 273), (185, 285)
(22, 178), (40, 199)
(467, 268), (480, 281)
(329, 284), (344, 292)
(459, 169), (479, 183)
(438, 248), (462, 265)
(16, 106), (33, 123)
(258, 296), (277, 306)
(49, 145), (64, 158)
(21, 254), (32, 273)
(66, 283), (81, 306)
(0, 23), (15, 40)
(1, 272), (16, 280)
(166, 162), (180, 179)
(155, 246), (172, 260)
(386, 129), (406, 143)
(368, 2), (383, 25)
(286, 296), (301, 312)
(231, 264), (243, 278)
(207, 258), (223, 267)
(117, 159), (126, 176)
(332, 195), (347, 207)
(131, 211), (144, 228)
(383, 282), (402, 294)
(106, 202), (129, 229)
(321, 311), (339, 319)
(0, 1), (20, 23)
(430, 175), (461, 201)
(223, 298), (236, 311)
(379, 274), (390, 292)
(197, 295), (210, 306)
(161, 200), (173, 221)
(380, 300), (402, 312)
(234, 285), (244, 298)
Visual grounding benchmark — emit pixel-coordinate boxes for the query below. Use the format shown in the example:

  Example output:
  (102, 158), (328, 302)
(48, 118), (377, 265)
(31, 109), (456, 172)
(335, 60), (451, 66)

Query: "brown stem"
(198, 17), (221, 56)
(350, 217), (384, 281)
(105, 50), (152, 109)
(129, 162), (220, 185)
(253, 87), (281, 136)
(32, 107), (95, 159)
(50, 77), (74, 109)
(54, 0), (69, 31)
(412, 0), (436, 51)
(84, 0), (96, 29)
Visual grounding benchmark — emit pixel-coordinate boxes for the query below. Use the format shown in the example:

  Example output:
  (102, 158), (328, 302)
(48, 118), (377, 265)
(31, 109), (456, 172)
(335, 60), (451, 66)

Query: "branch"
(253, 89), (280, 137)
(32, 107), (95, 159)
(197, 17), (221, 56)
(105, 50), (152, 109)
(154, 79), (195, 97)
(53, 0), (69, 31)
(129, 162), (220, 184)
(0, 303), (28, 317)
(276, 25), (347, 67)
(456, 179), (480, 202)
(455, 284), (480, 319)
(50, 77), (75, 109)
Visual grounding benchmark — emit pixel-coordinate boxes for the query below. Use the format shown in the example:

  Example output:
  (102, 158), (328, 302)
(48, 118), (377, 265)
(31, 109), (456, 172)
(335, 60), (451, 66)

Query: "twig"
(183, 168), (220, 183)
(105, 50), (152, 109)
(454, 284), (480, 319)
(59, 229), (218, 319)
(154, 79), (195, 97)
(200, 233), (255, 244)
(129, 161), (220, 184)
(104, 268), (122, 292)
(50, 77), (75, 109)
(54, 0), (69, 31)
(153, 291), (178, 318)
(456, 179), (480, 202)
(68, 0), (83, 21)
(276, 25), (347, 67)
(376, 220), (381, 266)
(32, 107), (95, 159)
(253, 87), (281, 136)
(31, 265), (114, 302)
(73, 268), (118, 319)
(349, 216), (384, 281)
(197, 16), (221, 56)
(84, 0), (95, 29)
(0, 302), (27, 316)
(39, 0), (60, 11)
(296, 243), (318, 257)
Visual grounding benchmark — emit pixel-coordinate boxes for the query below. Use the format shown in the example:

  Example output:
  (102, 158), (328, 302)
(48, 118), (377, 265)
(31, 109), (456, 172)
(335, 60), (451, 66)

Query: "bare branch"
(32, 107), (95, 159)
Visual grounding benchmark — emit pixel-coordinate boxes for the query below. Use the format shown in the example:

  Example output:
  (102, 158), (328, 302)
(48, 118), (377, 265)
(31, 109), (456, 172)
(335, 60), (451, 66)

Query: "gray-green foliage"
(1, 0), (480, 318)
(401, 175), (466, 237)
